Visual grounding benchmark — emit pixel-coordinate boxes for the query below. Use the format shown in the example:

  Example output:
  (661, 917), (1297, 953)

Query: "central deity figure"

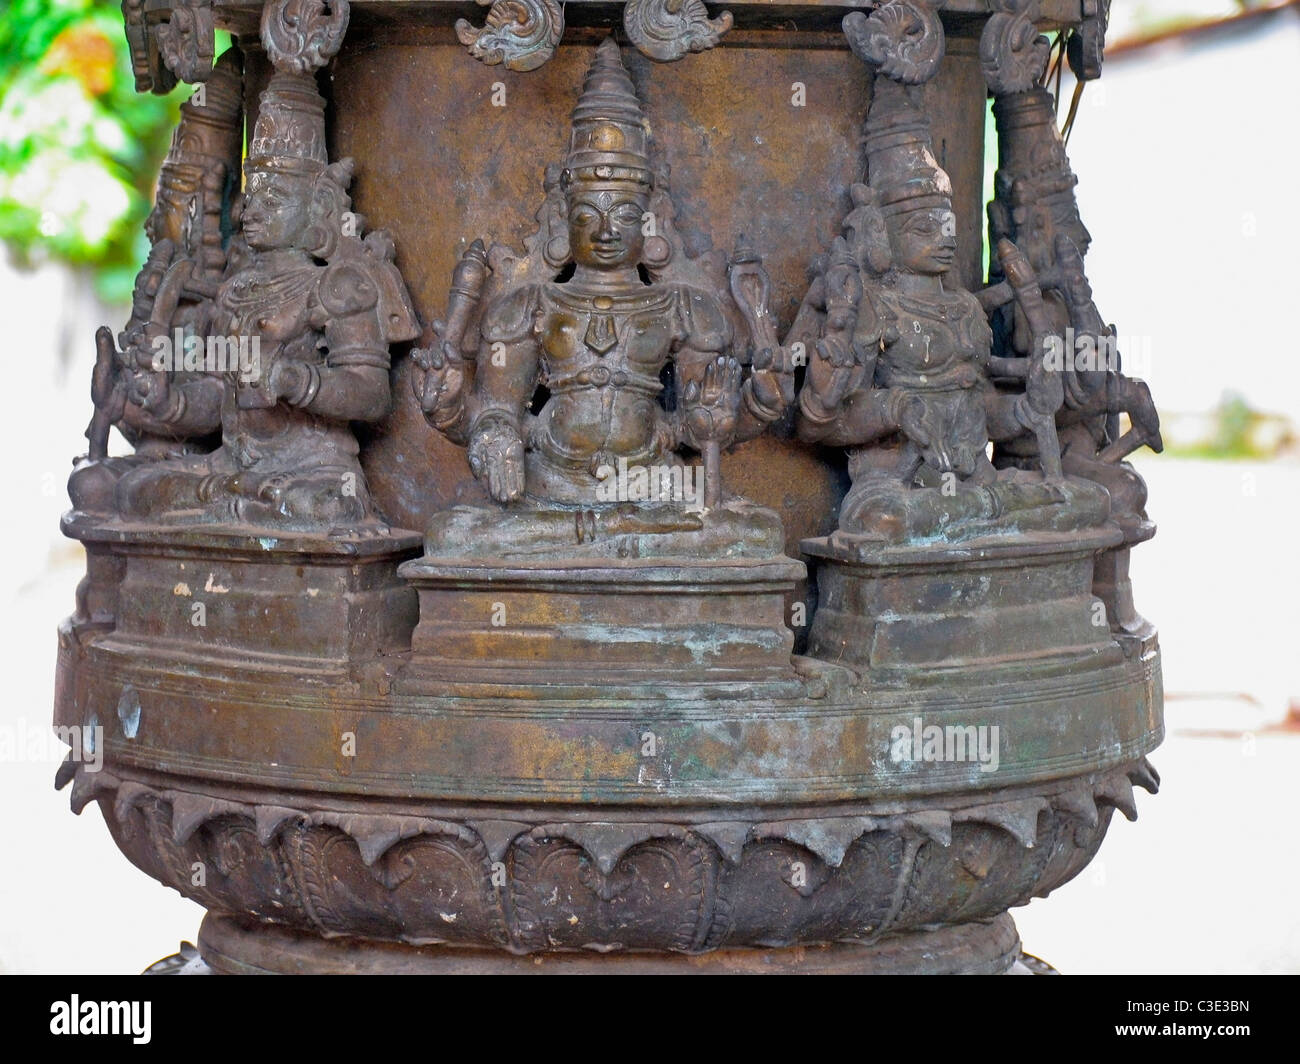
(415, 39), (793, 557)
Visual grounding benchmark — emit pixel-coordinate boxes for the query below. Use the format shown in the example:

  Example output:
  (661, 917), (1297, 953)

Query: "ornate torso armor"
(876, 287), (992, 392)
(484, 281), (728, 476)
(215, 256), (358, 474)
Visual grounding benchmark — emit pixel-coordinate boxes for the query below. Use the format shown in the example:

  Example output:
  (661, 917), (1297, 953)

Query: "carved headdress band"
(247, 71), (329, 178)
(158, 48), (243, 195)
(993, 87), (1079, 208)
(843, 1), (952, 216)
(863, 79), (953, 216)
(561, 39), (653, 192)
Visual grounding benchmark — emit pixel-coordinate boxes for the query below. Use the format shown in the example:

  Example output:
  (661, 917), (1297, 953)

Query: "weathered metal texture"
(66, 758), (1155, 971)
(57, 0), (1164, 974)
(335, 21), (990, 579)
(195, 912), (1025, 974)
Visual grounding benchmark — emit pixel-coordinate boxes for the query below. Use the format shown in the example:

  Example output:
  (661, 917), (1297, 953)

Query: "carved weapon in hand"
(414, 239), (488, 416)
(998, 238), (1064, 479)
(86, 327), (127, 461)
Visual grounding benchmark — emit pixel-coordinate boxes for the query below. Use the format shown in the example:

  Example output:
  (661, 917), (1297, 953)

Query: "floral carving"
(842, 0), (945, 85)
(157, 0), (216, 84)
(261, 0), (350, 76)
(980, 0), (1050, 95)
(455, 0), (564, 73)
(624, 0), (734, 64)
(67, 761), (1157, 958)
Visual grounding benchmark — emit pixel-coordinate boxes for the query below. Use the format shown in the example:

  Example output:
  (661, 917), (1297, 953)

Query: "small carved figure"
(69, 48), (244, 518)
(111, 11), (418, 533)
(797, 3), (1109, 542)
(414, 39), (794, 556)
(980, 83), (1162, 526)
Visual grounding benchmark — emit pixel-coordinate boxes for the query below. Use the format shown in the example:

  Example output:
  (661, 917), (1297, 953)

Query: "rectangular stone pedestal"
(400, 555), (806, 685)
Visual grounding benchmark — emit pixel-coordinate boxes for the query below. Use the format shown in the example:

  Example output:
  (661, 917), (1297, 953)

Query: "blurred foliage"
(1162, 392), (1296, 461)
(1211, 393), (1256, 456)
(0, 0), (190, 302)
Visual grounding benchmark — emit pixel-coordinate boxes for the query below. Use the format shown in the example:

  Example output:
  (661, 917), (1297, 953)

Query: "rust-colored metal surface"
(56, 0), (1162, 975)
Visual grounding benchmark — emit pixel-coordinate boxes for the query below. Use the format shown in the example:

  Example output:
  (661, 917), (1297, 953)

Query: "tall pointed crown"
(561, 39), (653, 191)
(993, 86), (1078, 208)
(863, 78), (953, 216)
(159, 48), (243, 195)
(247, 71), (328, 178)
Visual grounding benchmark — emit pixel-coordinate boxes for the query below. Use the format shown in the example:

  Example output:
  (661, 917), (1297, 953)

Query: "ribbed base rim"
(196, 912), (1022, 975)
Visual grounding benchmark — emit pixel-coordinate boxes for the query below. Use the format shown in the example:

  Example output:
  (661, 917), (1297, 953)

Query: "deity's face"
(146, 185), (197, 250)
(1016, 200), (1092, 274)
(1052, 201), (1092, 259)
(241, 169), (313, 252)
(566, 183), (648, 271)
(889, 206), (957, 276)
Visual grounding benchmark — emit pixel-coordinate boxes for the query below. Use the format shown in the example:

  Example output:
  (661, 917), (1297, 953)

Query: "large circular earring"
(305, 222), (335, 259)
(642, 235), (670, 269)
(544, 235), (571, 268)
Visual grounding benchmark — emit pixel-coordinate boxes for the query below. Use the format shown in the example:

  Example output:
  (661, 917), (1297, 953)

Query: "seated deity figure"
(68, 48), (244, 516)
(981, 86), (1162, 528)
(112, 65), (419, 534)
(796, 71), (1110, 543)
(414, 39), (795, 559)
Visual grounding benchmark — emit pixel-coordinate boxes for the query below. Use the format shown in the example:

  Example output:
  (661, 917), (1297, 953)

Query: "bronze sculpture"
(798, 1), (1110, 544)
(54, 0), (1164, 975)
(412, 38), (794, 555)
(110, 54), (418, 532)
(71, 47), (242, 515)
(977, 10), (1162, 640)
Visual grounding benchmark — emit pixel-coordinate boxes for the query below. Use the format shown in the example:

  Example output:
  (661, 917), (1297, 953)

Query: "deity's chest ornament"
(544, 285), (677, 360)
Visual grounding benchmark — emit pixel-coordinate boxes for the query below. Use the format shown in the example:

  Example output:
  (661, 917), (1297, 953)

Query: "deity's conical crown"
(993, 87), (1078, 208)
(561, 39), (653, 191)
(863, 79), (952, 216)
(247, 71), (328, 178)
(159, 48), (243, 194)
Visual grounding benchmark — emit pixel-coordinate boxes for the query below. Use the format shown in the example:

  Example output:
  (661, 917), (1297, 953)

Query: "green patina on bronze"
(56, 0), (1160, 974)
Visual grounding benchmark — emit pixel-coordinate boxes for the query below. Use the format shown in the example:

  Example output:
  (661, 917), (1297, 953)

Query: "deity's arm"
(468, 285), (542, 440)
(124, 238), (177, 337)
(100, 311), (224, 445)
(119, 379), (224, 439)
(797, 279), (878, 444)
(282, 259), (399, 422)
(672, 287), (783, 449)
(444, 285), (541, 503)
(667, 289), (741, 450)
(799, 386), (895, 448)
(977, 279), (1014, 316)
(732, 363), (788, 445)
